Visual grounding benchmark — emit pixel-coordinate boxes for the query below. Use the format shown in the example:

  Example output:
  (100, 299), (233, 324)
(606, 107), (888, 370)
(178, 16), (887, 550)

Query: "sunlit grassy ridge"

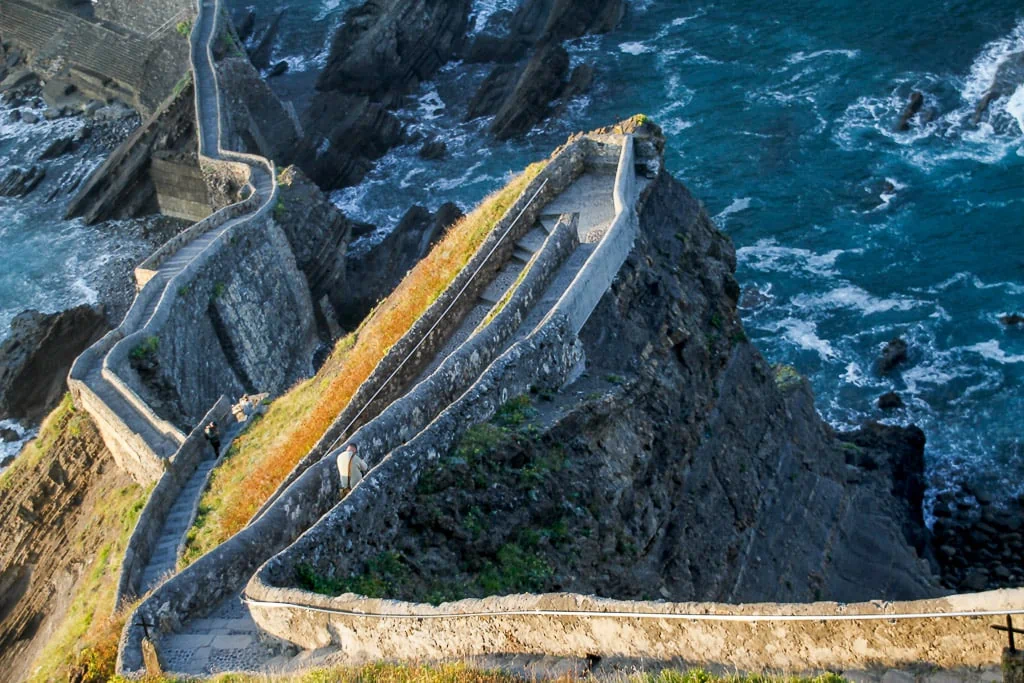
(3, 398), (149, 683)
(182, 161), (546, 565)
(129, 663), (848, 683)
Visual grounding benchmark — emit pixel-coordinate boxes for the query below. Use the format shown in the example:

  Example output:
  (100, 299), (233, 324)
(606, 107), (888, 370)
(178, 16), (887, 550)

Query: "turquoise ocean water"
(2, 1), (1021, 502)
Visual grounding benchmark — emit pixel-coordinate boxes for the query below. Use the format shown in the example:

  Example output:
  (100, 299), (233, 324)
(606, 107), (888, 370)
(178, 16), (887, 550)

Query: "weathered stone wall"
(92, 0), (190, 36)
(150, 154), (213, 223)
(243, 586), (1022, 671)
(118, 213), (317, 428)
(0, 0), (192, 115)
(115, 396), (233, 607)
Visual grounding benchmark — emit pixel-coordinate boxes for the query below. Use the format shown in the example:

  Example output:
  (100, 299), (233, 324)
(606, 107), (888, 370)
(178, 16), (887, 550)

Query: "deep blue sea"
(2, 0), (1022, 504)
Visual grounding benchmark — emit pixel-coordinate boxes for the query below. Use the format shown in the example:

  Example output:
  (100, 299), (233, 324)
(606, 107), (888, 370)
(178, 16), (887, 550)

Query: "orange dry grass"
(183, 162), (546, 562)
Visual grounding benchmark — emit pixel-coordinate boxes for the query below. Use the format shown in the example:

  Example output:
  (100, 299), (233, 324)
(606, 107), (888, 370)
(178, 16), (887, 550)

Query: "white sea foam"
(713, 197), (752, 224)
(736, 238), (845, 277)
(968, 340), (1024, 364)
(961, 19), (1024, 105)
(619, 41), (654, 56)
(1007, 85), (1024, 135)
(417, 87), (446, 121)
(776, 317), (838, 359)
(785, 49), (860, 65)
(794, 285), (925, 315)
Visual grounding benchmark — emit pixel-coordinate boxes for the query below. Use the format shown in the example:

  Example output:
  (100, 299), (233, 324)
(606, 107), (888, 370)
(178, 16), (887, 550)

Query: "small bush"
(175, 19), (192, 37)
(129, 336), (159, 362)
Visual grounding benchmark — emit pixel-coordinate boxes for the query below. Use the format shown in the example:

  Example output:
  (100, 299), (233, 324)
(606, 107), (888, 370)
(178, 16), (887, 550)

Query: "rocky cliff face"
(364, 165), (942, 605)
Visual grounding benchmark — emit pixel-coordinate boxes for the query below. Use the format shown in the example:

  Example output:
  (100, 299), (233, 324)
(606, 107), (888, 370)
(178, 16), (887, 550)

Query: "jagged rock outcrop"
(248, 11), (284, 71)
(296, 93), (404, 192)
(341, 202), (463, 329)
(974, 50), (1024, 123)
(216, 56), (303, 167)
(316, 0), (472, 104)
(467, 0), (623, 63)
(0, 307), (109, 425)
(465, 0), (623, 139)
(273, 166), (355, 334)
(0, 165), (45, 197)
(373, 166), (941, 605)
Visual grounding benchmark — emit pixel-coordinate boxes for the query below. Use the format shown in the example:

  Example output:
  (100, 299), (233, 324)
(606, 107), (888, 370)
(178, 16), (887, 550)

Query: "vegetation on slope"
(0, 396), (148, 683)
(143, 663), (848, 683)
(181, 161), (546, 565)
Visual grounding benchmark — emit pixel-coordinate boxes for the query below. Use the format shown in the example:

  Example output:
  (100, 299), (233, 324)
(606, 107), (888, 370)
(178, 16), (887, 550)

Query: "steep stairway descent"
(541, 170), (617, 242)
(139, 421), (245, 594)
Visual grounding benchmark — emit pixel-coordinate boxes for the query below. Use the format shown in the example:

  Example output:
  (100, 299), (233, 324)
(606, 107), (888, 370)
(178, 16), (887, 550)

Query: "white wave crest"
(785, 49), (861, 65)
(968, 340), (1024, 364)
(736, 238), (846, 277)
(713, 197), (752, 224)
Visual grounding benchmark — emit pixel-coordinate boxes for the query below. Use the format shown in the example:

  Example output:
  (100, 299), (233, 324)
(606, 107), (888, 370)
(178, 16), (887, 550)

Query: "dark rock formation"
(466, 0), (619, 139)
(216, 56), (303, 167)
(273, 166), (355, 335)
(895, 91), (924, 131)
(418, 137), (447, 160)
(0, 307), (109, 425)
(878, 391), (904, 410)
(249, 11), (284, 71)
(236, 8), (257, 43)
(467, 0), (625, 63)
(0, 428), (18, 443)
(878, 337), (908, 374)
(316, 0), (472, 105)
(0, 166), (45, 197)
(267, 61), (289, 79)
(297, 93), (404, 191)
(37, 135), (75, 160)
(1000, 313), (1023, 326)
(973, 51), (1024, 123)
(360, 165), (941, 605)
(342, 202), (463, 329)
(931, 484), (1024, 591)
(480, 42), (571, 140)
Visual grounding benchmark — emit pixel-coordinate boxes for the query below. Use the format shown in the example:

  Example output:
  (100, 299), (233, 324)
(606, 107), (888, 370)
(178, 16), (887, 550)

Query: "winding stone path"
(139, 421), (244, 593)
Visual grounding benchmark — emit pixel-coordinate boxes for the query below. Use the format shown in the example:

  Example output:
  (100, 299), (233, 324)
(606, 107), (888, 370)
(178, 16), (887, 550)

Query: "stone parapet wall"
(150, 156), (213, 223)
(242, 587), (1023, 671)
(114, 396), (233, 608)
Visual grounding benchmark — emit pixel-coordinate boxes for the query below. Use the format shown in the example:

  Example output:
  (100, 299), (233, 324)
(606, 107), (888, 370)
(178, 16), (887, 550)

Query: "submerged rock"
(878, 391), (904, 410)
(999, 313), (1023, 326)
(895, 91), (924, 132)
(878, 337), (908, 374)
(38, 135), (75, 161)
(418, 137), (447, 160)
(0, 165), (45, 197)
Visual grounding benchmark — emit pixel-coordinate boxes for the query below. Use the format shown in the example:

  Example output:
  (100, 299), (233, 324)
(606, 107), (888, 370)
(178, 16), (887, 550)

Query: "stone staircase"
(139, 420), (242, 593)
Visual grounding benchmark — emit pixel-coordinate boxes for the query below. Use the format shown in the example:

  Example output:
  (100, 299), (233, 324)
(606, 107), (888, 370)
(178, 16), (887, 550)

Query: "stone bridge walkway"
(153, 165), (633, 677)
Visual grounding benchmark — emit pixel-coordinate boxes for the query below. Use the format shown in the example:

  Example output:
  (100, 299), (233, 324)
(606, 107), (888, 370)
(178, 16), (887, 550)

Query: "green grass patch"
(129, 335), (159, 362)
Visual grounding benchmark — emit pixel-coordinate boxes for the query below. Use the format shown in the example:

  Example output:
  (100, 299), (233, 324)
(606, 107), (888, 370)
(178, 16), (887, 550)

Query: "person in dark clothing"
(204, 420), (221, 457)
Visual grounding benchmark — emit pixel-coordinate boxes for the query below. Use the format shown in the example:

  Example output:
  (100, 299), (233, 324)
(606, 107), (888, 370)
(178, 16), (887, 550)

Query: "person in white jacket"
(336, 443), (367, 495)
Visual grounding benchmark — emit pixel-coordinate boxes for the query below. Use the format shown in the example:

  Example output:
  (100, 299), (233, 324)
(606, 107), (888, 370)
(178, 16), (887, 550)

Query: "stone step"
(479, 261), (525, 305)
(515, 226), (548, 254)
(511, 247), (534, 264)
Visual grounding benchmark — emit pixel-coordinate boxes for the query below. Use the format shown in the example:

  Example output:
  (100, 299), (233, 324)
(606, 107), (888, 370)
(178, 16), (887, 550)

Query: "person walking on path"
(204, 420), (221, 457)
(336, 443), (367, 496)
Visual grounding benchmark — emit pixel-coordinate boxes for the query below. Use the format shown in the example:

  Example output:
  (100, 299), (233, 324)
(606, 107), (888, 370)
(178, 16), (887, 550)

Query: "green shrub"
(129, 336), (159, 362)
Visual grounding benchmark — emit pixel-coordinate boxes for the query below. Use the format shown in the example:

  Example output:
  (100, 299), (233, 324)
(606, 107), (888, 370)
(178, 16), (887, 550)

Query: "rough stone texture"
(489, 42), (570, 141)
(0, 0), (192, 115)
(0, 164), (45, 197)
(216, 56), (303, 169)
(150, 152), (213, 222)
(296, 92), (404, 192)
(316, 0), (472, 105)
(115, 397), (233, 606)
(341, 202), (463, 328)
(0, 306), (109, 424)
(272, 166), (354, 333)
(126, 213), (317, 429)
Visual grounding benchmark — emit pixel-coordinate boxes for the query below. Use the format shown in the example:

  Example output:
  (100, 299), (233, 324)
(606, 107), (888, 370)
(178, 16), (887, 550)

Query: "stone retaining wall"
(150, 155), (213, 223)
(114, 396), (233, 608)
